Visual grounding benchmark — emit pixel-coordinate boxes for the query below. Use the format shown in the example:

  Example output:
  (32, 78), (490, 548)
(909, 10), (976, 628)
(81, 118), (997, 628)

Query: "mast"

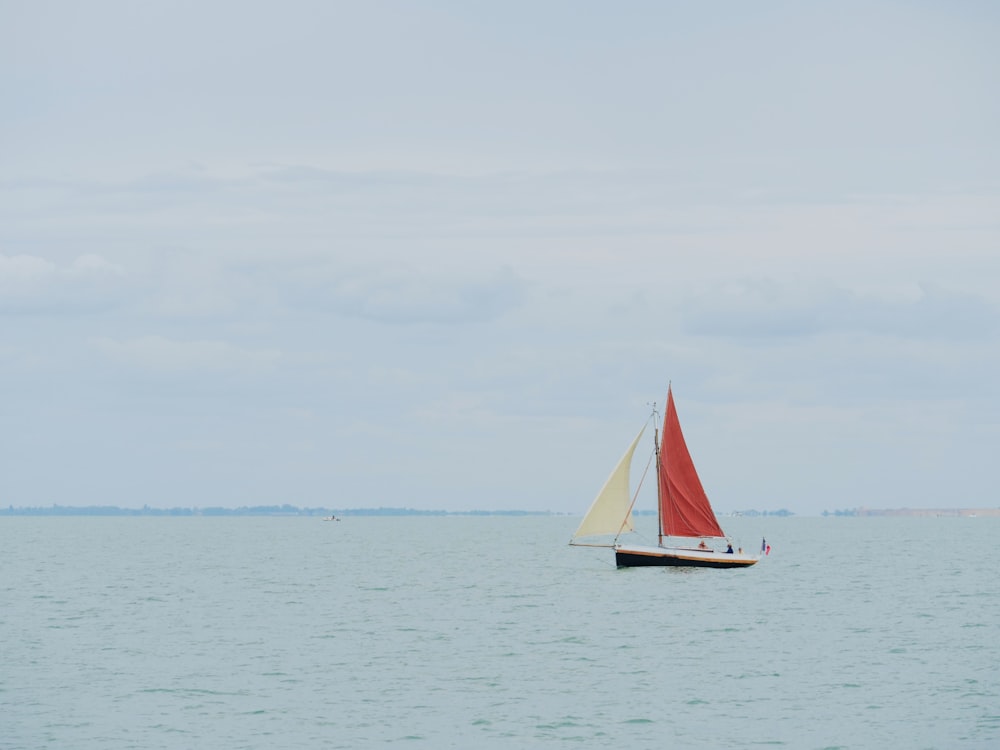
(653, 401), (663, 548)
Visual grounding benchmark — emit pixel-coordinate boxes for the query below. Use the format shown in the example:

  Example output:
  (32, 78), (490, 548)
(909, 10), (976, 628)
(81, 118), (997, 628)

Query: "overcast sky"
(2, 1), (998, 515)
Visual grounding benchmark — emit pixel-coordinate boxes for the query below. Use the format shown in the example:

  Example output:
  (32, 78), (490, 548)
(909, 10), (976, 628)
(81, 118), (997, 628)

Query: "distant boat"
(323, 515), (340, 522)
(570, 385), (761, 568)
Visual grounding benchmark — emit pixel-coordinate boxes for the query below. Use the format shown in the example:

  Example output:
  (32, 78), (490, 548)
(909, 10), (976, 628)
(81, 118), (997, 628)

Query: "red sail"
(659, 387), (726, 539)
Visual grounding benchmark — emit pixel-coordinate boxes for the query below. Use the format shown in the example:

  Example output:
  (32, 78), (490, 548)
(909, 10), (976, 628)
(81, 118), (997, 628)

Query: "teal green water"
(2, 516), (998, 749)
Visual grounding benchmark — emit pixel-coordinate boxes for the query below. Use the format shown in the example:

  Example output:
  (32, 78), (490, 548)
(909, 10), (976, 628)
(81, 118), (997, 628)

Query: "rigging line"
(613, 413), (658, 544)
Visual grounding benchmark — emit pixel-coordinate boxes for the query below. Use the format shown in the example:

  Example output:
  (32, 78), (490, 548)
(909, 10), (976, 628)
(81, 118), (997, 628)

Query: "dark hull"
(615, 550), (758, 569)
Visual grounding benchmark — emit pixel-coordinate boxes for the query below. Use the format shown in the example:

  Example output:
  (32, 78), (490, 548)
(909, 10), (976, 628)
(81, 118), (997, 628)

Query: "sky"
(2, 1), (998, 515)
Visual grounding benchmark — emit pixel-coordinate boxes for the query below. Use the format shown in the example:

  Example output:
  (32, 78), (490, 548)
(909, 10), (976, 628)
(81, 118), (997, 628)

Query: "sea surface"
(2, 516), (998, 749)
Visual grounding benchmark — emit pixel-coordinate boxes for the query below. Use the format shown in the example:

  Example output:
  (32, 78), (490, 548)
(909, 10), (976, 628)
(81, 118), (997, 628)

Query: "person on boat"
(698, 540), (708, 549)
(725, 542), (734, 554)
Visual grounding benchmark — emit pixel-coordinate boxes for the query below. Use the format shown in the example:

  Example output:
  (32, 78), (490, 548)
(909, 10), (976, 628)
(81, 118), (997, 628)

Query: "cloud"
(94, 335), (280, 373)
(680, 280), (998, 341)
(0, 253), (126, 314)
(289, 265), (527, 325)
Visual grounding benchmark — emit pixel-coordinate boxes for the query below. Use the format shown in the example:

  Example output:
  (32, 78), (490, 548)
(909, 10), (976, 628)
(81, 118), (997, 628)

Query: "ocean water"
(2, 515), (998, 749)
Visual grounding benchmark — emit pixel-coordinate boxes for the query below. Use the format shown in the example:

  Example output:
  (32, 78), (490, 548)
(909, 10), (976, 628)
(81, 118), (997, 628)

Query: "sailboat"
(570, 385), (761, 568)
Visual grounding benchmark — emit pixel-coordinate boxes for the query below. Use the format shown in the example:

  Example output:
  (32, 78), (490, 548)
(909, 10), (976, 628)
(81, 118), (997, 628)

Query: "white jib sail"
(571, 425), (645, 540)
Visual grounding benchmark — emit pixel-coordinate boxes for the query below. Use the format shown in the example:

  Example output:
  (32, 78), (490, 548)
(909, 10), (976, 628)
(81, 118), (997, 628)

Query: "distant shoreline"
(832, 507), (1000, 518)
(0, 505), (557, 517)
(2, 505), (996, 518)
(1, 505), (796, 517)
(2, 505), (794, 518)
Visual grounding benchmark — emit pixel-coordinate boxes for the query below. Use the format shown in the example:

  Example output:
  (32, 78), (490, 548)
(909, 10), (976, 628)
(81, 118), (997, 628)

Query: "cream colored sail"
(571, 425), (645, 542)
